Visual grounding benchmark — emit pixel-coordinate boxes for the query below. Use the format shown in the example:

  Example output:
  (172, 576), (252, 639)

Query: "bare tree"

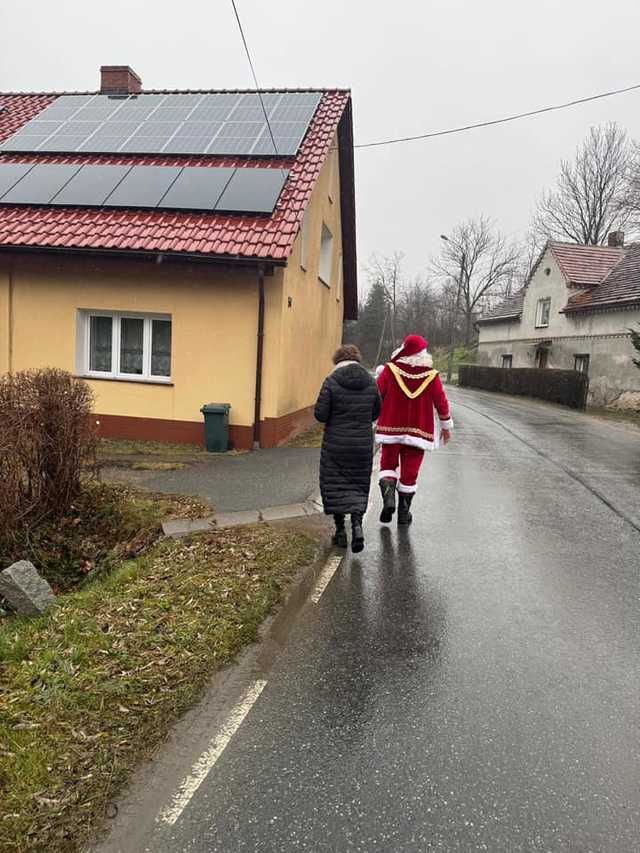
(533, 123), (631, 245)
(431, 217), (519, 345)
(366, 253), (405, 351)
(624, 141), (640, 234)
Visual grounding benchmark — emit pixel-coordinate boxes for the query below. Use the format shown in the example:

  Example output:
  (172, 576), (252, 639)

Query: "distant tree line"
(346, 121), (640, 367)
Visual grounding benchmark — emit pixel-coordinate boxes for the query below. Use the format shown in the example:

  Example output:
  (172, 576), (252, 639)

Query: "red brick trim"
(261, 405), (316, 446)
(94, 406), (316, 451)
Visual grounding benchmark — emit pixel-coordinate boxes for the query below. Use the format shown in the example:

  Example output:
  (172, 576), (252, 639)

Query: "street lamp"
(440, 234), (464, 384)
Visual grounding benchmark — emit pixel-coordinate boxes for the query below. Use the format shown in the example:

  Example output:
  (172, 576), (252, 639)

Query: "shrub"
(0, 369), (97, 544)
(458, 364), (589, 410)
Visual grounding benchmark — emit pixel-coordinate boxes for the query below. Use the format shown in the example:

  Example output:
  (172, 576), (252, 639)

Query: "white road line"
(156, 679), (267, 826)
(310, 555), (343, 603)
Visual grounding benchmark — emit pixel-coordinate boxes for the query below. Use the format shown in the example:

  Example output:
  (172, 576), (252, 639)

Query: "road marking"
(156, 679), (267, 826)
(310, 555), (343, 603)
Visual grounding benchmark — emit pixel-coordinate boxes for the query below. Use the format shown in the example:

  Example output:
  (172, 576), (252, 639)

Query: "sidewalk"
(100, 446), (321, 514)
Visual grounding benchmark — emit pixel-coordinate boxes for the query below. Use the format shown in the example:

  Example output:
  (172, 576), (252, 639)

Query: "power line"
(354, 82), (640, 149)
(229, 0), (280, 157)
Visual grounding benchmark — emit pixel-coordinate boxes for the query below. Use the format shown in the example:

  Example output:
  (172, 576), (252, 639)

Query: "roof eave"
(0, 243), (286, 270)
(337, 97), (358, 321)
(477, 313), (522, 325)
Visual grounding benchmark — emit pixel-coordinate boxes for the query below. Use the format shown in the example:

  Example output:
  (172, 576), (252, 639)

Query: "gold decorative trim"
(388, 363), (438, 399)
(377, 425), (434, 440)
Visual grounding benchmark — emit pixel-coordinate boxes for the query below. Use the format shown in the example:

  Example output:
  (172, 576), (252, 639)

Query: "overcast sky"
(2, 0), (640, 284)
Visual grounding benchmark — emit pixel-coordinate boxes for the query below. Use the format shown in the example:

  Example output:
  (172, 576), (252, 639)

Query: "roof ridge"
(0, 87), (350, 98)
(549, 239), (625, 251)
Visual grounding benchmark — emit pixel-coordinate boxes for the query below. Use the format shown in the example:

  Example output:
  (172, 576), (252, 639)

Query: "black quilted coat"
(314, 363), (381, 515)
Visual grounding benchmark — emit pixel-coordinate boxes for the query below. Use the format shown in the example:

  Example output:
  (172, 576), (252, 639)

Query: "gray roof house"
(476, 232), (640, 409)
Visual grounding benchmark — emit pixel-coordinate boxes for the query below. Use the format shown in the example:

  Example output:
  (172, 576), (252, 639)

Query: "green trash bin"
(200, 403), (231, 453)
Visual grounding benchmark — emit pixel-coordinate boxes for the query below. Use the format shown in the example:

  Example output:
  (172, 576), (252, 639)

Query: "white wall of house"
(477, 246), (640, 408)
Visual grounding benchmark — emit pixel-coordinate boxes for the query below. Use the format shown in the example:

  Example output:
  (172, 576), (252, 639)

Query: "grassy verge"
(431, 346), (476, 376)
(286, 424), (323, 448)
(0, 483), (209, 596)
(588, 407), (640, 429)
(0, 524), (315, 853)
(97, 439), (204, 458)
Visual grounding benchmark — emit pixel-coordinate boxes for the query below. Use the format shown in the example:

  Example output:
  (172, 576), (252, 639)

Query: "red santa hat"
(391, 334), (429, 363)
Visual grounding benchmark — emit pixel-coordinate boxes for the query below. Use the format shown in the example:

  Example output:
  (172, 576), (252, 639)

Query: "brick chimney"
(100, 65), (142, 95)
(608, 230), (625, 248)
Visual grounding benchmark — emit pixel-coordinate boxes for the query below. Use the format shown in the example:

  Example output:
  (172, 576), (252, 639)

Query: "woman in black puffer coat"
(314, 344), (381, 553)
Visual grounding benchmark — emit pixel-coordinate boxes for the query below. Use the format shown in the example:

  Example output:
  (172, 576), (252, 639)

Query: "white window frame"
(536, 297), (551, 328)
(80, 310), (172, 383)
(319, 223), (333, 287)
(501, 354), (513, 369)
(574, 353), (590, 375)
(300, 206), (310, 271)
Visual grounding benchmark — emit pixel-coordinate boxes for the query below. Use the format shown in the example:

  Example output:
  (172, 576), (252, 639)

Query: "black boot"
(379, 478), (397, 524)
(332, 514), (347, 548)
(397, 493), (414, 525)
(351, 513), (364, 553)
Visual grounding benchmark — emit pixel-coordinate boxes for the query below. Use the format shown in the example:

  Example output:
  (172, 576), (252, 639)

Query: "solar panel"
(0, 163), (35, 198)
(0, 91), (321, 157)
(51, 164), (132, 206)
(215, 167), (288, 214)
(0, 163), (81, 204)
(159, 166), (235, 210)
(104, 165), (182, 207)
(0, 162), (289, 214)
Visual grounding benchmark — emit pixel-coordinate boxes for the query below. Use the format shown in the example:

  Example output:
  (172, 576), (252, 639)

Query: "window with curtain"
(85, 312), (172, 382)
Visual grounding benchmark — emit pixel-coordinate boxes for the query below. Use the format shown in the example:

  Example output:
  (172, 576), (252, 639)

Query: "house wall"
(0, 266), (9, 375)
(477, 247), (640, 408)
(0, 252), (287, 448)
(270, 135), (345, 442)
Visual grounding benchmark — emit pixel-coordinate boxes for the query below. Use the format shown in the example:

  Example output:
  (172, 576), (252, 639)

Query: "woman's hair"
(332, 344), (362, 365)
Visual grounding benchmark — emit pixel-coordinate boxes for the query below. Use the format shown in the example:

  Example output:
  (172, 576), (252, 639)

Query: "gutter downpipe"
(253, 264), (266, 449)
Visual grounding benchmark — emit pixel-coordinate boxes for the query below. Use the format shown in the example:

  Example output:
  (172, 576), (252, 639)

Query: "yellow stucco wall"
(277, 137), (344, 416)
(0, 137), (347, 437)
(0, 266), (9, 375)
(0, 253), (282, 429)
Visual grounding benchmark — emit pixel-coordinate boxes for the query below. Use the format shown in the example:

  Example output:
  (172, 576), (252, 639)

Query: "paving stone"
(260, 503), (308, 522)
(0, 560), (56, 616)
(215, 510), (261, 528)
(162, 517), (215, 538)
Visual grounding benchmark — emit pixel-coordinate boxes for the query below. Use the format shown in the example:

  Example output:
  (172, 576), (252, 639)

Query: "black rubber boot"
(397, 493), (414, 525)
(332, 514), (347, 548)
(379, 478), (397, 524)
(351, 513), (365, 553)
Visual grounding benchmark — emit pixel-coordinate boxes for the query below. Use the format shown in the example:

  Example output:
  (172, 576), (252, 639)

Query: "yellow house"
(0, 66), (357, 449)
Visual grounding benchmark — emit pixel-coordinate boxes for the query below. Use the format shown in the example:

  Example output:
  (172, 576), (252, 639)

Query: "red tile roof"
(549, 241), (624, 288)
(563, 243), (640, 313)
(0, 89), (349, 263)
(476, 289), (524, 325)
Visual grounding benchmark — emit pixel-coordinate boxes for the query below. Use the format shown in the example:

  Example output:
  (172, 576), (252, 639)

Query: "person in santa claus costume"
(375, 334), (453, 525)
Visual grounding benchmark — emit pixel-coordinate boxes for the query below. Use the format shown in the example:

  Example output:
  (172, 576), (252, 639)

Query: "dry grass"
(97, 439), (204, 458)
(0, 525), (315, 853)
(286, 424), (324, 448)
(0, 483), (210, 595)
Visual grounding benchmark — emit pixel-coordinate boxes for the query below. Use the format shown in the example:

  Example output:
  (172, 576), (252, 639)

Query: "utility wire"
(354, 82), (640, 149)
(229, 0), (280, 158)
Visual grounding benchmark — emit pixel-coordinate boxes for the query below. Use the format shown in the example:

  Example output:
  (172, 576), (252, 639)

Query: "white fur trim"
(397, 482), (418, 494)
(375, 364), (385, 378)
(440, 417), (453, 430)
(379, 469), (399, 480)
(332, 360), (359, 372)
(397, 349), (433, 368)
(376, 433), (434, 451)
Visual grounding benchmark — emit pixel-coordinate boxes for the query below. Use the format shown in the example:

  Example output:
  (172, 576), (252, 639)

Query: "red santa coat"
(376, 362), (453, 451)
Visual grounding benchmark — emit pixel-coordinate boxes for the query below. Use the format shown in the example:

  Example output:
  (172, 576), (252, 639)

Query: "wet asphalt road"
(139, 390), (640, 852)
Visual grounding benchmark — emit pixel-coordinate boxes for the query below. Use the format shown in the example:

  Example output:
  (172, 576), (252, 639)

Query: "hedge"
(458, 364), (589, 410)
